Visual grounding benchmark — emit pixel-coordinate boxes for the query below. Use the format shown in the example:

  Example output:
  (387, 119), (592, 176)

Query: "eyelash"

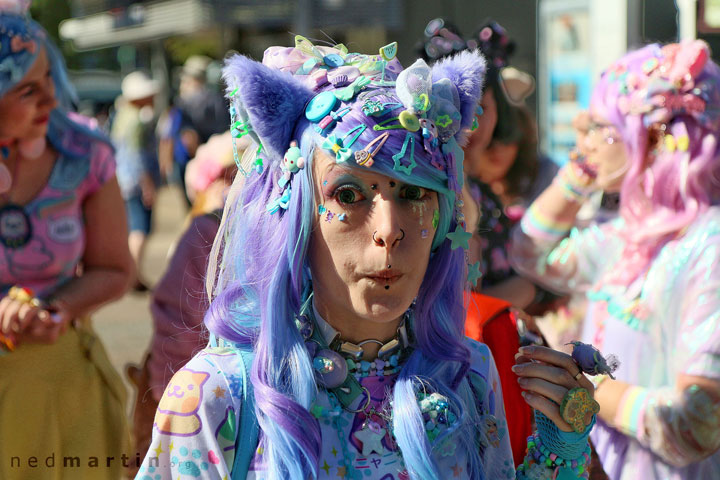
(331, 183), (432, 206)
(20, 72), (52, 99)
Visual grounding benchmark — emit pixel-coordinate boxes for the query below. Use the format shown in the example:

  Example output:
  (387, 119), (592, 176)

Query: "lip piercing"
(387, 264), (391, 269)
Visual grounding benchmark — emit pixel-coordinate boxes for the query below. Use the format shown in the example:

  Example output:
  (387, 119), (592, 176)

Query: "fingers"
(518, 377), (567, 404)
(1, 298), (22, 337)
(520, 391), (573, 433)
(513, 362), (578, 391)
(519, 346), (596, 392)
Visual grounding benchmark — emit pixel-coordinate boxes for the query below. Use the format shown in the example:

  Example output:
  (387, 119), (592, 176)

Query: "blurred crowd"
(1, 2), (719, 479)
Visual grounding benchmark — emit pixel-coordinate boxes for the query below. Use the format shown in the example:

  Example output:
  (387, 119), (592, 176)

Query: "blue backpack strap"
(231, 348), (259, 480)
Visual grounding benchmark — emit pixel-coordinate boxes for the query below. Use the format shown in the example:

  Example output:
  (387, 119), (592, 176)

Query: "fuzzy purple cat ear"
(222, 54), (315, 162)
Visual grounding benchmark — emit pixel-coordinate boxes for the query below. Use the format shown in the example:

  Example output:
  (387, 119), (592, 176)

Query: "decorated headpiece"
(222, 36), (486, 282)
(223, 36), (485, 208)
(607, 40), (720, 132)
(0, 1), (44, 96)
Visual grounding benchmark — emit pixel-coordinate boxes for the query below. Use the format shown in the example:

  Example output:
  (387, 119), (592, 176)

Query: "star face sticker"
(446, 225), (471, 250)
(353, 425), (386, 456)
(467, 261), (482, 287)
(213, 386), (226, 398)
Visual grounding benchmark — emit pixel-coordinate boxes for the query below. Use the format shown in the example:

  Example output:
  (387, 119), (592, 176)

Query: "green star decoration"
(467, 262), (482, 287)
(321, 460), (330, 474)
(446, 225), (471, 250)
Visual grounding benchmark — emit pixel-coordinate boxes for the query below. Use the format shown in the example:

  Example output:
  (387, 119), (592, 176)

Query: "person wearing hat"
(111, 70), (160, 291)
(156, 55), (230, 207)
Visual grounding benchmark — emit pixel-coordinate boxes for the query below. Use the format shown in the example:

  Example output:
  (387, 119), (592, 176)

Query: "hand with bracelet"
(0, 286), (72, 347)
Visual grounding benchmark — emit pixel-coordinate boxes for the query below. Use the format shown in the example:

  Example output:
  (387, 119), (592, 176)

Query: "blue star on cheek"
(467, 261), (482, 287)
(446, 225), (472, 250)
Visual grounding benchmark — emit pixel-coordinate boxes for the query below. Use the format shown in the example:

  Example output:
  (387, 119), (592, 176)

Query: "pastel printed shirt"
(0, 114), (115, 297)
(136, 339), (516, 480)
(511, 206), (720, 479)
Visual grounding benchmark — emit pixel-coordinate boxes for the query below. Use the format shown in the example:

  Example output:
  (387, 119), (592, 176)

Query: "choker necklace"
(295, 293), (412, 411)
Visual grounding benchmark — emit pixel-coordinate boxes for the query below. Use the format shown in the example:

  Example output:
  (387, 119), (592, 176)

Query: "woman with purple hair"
(512, 40), (720, 479)
(136, 37), (601, 480)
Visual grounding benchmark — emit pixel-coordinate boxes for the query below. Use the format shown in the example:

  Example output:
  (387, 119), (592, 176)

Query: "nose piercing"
(397, 229), (405, 241)
(372, 231), (384, 246)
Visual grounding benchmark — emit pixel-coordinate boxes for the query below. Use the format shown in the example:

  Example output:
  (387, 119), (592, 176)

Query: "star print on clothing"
(354, 425), (386, 456)
(452, 463), (463, 477)
(336, 466), (347, 478)
(153, 442), (163, 457)
(168, 441), (174, 453)
(446, 225), (472, 250)
(321, 460), (330, 474)
(213, 386), (226, 398)
(331, 446), (338, 457)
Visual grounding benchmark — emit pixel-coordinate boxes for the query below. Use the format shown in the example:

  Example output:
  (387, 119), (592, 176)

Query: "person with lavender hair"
(511, 40), (720, 479)
(136, 37), (601, 480)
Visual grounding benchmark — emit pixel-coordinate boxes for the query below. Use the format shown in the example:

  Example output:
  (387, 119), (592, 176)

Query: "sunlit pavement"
(93, 185), (189, 412)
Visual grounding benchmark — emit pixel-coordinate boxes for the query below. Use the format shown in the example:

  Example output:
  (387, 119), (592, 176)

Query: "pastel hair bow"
(322, 134), (353, 163)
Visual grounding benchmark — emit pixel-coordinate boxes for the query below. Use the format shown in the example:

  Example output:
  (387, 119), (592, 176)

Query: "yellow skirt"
(0, 324), (130, 480)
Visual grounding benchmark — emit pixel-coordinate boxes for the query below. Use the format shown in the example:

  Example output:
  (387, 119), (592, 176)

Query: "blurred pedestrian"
(111, 71), (160, 292)
(0, 2), (133, 479)
(512, 40), (720, 479)
(126, 131), (240, 474)
(157, 55), (229, 205)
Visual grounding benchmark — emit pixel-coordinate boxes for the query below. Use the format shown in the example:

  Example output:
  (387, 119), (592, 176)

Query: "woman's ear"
(223, 54), (315, 160)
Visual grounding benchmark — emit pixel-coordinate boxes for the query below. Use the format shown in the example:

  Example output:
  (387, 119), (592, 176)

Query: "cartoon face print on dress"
(154, 368), (209, 436)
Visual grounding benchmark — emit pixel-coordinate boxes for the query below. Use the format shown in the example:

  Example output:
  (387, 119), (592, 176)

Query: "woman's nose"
(372, 197), (404, 248)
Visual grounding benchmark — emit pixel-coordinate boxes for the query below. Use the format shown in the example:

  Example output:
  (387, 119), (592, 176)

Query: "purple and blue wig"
(0, 2), (111, 152)
(591, 41), (720, 253)
(204, 38), (487, 479)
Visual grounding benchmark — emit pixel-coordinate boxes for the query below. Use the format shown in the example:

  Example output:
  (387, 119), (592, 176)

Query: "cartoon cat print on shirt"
(154, 368), (209, 437)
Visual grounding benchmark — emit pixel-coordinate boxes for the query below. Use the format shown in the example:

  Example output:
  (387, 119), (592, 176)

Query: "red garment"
(465, 292), (533, 466)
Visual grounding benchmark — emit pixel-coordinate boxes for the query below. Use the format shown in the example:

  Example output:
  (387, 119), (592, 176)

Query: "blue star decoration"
(467, 262), (482, 287)
(446, 225), (472, 250)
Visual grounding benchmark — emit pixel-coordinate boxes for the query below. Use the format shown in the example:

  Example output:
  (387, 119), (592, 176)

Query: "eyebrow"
(10, 67), (51, 93)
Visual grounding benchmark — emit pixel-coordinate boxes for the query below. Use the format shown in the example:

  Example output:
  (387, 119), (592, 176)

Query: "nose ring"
(372, 229), (405, 246)
(372, 231), (384, 246)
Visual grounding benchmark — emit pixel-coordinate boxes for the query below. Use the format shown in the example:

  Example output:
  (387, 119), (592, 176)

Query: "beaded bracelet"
(516, 432), (592, 479)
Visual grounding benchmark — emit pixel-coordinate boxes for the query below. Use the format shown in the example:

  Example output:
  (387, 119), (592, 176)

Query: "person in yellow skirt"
(0, 1), (133, 478)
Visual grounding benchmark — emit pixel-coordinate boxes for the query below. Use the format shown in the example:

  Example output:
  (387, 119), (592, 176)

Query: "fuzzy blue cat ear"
(429, 50), (486, 140)
(223, 54), (315, 160)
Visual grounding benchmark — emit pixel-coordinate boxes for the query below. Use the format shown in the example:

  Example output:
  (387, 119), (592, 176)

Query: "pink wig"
(591, 41), (720, 256)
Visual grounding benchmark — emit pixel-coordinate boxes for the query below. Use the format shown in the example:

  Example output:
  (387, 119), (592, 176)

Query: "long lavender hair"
(203, 47), (488, 479)
(591, 41), (720, 260)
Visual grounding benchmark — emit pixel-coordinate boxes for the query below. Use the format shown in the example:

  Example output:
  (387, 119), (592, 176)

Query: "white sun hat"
(121, 71), (160, 102)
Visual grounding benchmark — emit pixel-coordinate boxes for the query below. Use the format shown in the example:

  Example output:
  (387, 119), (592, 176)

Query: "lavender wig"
(591, 41), (720, 255)
(203, 41), (489, 479)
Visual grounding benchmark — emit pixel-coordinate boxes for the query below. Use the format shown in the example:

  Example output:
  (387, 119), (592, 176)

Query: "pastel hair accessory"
(340, 124), (366, 149)
(305, 91), (339, 122)
(354, 131), (389, 167)
(568, 341), (620, 379)
(0, 0), (31, 15)
(373, 116), (404, 131)
(315, 105), (351, 134)
(559, 387), (600, 434)
(392, 132), (417, 175)
(321, 134), (352, 163)
(334, 75), (371, 101)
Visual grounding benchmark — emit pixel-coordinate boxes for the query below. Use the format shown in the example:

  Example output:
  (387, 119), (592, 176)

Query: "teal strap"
(231, 348), (259, 480)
